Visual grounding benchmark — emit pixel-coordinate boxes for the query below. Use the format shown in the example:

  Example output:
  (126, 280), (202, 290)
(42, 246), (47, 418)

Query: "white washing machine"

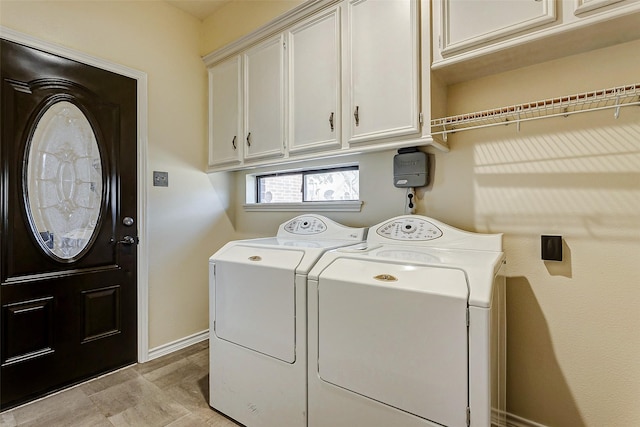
(208, 214), (366, 427)
(307, 215), (506, 427)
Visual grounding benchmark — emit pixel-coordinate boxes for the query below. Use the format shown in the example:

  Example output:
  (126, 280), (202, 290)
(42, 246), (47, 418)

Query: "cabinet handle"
(329, 112), (334, 132)
(354, 106), (359, 126)
(232, 135), (237, 150)
(246, 132), (251, 147)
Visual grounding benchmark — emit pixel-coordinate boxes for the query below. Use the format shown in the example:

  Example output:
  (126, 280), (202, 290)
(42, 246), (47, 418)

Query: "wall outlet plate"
(541, 235), (562, 261)
(153, 171), (168, 187)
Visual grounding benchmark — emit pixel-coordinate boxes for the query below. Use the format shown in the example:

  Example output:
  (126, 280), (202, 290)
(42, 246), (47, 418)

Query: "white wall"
(0, 0), (236, 349)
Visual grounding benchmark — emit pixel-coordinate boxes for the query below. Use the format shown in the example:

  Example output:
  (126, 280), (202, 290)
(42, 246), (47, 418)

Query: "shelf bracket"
(614, 92), (621, 119)
(442, 124), (448, 142)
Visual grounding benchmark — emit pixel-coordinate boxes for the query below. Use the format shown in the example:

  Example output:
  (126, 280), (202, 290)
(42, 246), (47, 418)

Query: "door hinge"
(466, 407), (470, 426)
(419, 112), (424, 126)
(439, 35), (442, 49)
(213, 264), (216, 276)
(213, 320), (216, 331)
(283, 40), (286, 49)
(466, 308), (470, 327)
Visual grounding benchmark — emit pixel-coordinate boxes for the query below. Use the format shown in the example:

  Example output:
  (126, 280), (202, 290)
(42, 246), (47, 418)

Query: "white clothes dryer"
(208, 215), (366, 427)
(307, 215), (506, 427)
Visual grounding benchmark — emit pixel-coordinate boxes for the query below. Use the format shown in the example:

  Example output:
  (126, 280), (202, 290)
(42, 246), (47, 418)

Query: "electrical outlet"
(541, 235), (562, 261)
(153, 171), (168, 187)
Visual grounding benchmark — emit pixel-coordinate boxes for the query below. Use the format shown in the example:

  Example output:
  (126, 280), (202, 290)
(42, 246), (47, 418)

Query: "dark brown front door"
(0, 39), (138, 410)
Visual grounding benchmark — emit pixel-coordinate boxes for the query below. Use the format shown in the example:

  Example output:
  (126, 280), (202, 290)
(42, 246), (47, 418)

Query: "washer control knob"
(401, 223), (416, 233)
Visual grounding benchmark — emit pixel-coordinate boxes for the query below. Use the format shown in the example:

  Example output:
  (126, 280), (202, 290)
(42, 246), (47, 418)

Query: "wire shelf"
(430, 83), (640, 139)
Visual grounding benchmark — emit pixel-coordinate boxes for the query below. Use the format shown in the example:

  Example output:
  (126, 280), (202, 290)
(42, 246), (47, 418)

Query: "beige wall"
(0, 0), (236, 349)
(441, 41), (640, 427)
(200, 0), (304, 54)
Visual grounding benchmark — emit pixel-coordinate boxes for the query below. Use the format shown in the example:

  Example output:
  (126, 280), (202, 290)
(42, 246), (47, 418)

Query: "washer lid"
(258, 237), (365, 249)
(309, 244), (504, 308)
(317, 258), (469, 426)
(212, 238), (365, 274)
(214, 245), (303, 363)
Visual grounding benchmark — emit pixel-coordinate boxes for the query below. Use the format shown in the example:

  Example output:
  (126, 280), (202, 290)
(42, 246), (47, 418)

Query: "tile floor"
(0, 341), (242, 427)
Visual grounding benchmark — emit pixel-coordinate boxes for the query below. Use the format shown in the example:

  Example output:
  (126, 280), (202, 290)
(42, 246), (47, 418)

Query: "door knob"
(112, 235), (139, 245)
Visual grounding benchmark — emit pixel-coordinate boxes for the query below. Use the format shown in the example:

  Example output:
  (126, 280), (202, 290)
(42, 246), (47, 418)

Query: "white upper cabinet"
(204, 0), (445, 172)
(574, 0), (625, 15)
(432, 0), (640, 81)
(288, 7), (341, 154)
(346, 0), (420, 145)
(243, 34), (286, 161)
(208, 56), (242, 168)
(439, 0), (556, 56)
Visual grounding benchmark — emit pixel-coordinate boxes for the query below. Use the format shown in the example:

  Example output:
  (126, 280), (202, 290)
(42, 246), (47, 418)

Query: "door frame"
(1, 26), (151, 362)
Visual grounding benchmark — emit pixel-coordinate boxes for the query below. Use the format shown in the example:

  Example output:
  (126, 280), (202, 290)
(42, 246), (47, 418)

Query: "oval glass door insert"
(26, 101), (103, 260)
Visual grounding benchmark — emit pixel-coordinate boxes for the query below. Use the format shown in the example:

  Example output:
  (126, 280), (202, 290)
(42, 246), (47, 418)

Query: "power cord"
(405, 187), (416, 214)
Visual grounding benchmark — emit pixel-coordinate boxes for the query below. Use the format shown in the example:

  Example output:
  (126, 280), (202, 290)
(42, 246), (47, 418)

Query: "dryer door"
(213, 245), (303, 363)
(317, 258), (469, 427)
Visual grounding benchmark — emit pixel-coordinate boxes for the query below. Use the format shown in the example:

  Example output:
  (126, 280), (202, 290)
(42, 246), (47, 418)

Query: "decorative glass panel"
(304, 169), (359, 201)
(26, 101), (103, 260)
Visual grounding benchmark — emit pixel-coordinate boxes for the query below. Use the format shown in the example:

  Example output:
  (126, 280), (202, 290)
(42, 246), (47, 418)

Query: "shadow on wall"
(507, 276), (586, 427)
(544, 239), (572, 278)
(459, 111), (640, 426)
(471, 114), (640, 237)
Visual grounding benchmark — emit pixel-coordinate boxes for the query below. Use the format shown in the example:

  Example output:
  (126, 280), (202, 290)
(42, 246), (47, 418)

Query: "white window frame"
(244, 163), (363, 212)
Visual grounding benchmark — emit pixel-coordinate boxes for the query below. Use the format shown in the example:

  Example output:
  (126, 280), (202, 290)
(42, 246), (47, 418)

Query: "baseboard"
(146, 329), (209, 361)
(503, 412), (549, 427)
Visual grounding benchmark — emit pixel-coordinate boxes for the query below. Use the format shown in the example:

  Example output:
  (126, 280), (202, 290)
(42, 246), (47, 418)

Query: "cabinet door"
(440, 0), (556, 54)
(575, 0), (625, 15)
(288, 7), (341, 154)
(347, 0), (420, 144)
(243, 35), (285, 161)
(209, 56), (242, 168)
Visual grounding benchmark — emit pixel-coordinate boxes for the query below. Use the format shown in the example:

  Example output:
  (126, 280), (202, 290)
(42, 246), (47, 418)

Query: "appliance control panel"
(375, 217), (443, 241)
(283, 216), (327, 235)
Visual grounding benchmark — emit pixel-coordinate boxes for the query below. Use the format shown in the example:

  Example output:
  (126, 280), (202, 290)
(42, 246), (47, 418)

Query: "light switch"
(153, 171), (168, 187)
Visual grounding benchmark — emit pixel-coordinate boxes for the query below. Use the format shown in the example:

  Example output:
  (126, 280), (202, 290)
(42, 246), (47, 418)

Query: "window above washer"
(244, 165), (362, 212)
